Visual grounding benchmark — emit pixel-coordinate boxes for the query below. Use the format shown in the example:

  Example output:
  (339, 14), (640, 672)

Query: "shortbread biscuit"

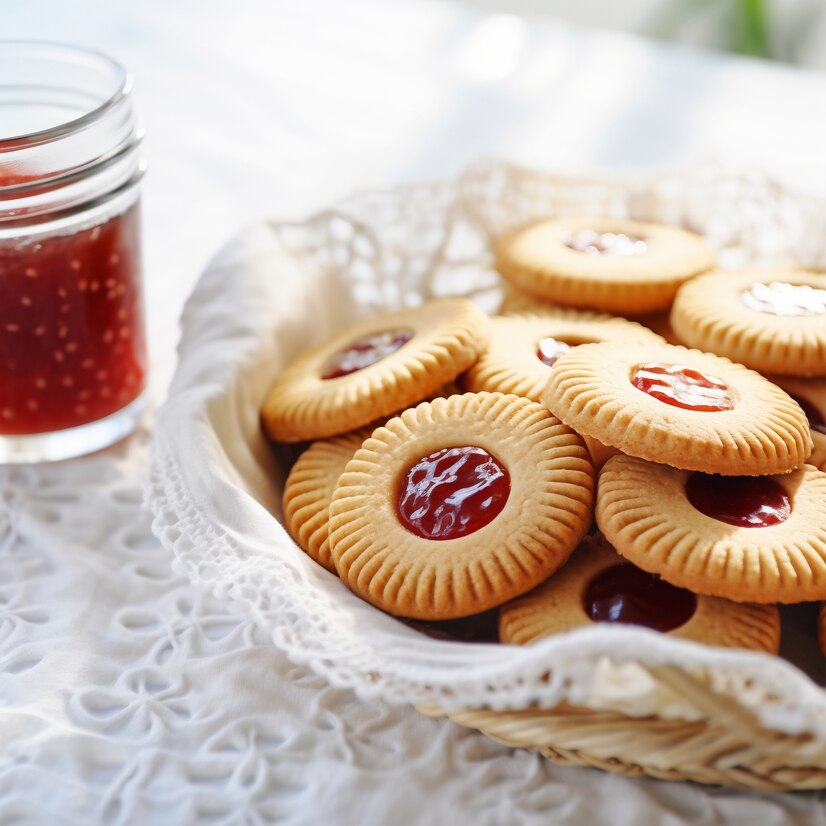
(495, 217), (715, 314)
(543, 340), (811, 475)
(328, 393), (594, 620)
(460, 310), (665, 402)
(500, 535), (780, 652)
(597, 454), (826, 603)
(283, 429), (370, 573)
(261, 299), (491, 442)
(671, 271), (826, 376)
(769, 375), (826, 470)
(498, 285), (555, 315)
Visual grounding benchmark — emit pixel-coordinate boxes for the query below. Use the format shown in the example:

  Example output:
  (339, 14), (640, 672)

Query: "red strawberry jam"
(740, 282), (826, 317)
(397, 445), (510, 540)
(685, 473), (791, 528)
(789, 393), (826, 436)
(565, 230), (647, 257)
(631, 363), (735, 412)
(321, 329), (413, 380)
(584, 564), (696, 632)
(536, 336), (572, 367)
(0, 205), (146, 435)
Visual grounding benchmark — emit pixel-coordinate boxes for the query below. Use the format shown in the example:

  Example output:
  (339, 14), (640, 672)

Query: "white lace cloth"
(3, 163), (826, 824)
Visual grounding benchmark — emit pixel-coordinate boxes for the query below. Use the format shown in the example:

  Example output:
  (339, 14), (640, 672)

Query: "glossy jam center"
(584, 564), (696, 632)
(740, 282), (826, 317)
(685, 473), (791, 527)
(536, 336), (572, 367)
(321, 328), (413, 380)
(631, 363), (735, 412)
(565, 230), (648, 257)
(790, 393), (826, 436)
(396, 445), (510, 540)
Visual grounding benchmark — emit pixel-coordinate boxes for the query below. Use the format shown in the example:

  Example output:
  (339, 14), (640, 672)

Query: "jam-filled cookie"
(543, 340), (811, 475)
(769, 375), (826, 470)
(282, 429), (371, 573)
(328, 392), (595, 620)
(495, 217), (715, 315)
(261, 299), (491, 442)
(597, 454), (826, 604)
(460, 310), (665, 402)
(500, 535), (780, 652)
(671, 271), (826, 376)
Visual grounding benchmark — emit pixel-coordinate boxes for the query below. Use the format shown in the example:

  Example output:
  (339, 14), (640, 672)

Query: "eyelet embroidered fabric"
(147, 161), (826, 738)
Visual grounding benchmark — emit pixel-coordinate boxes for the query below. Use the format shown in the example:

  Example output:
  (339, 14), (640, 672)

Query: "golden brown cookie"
(500, 534), (780, 652)
(671, 271), (826, 376)
(597, 454), (826, 604)
(495, 217), (715, 314)
(261, 299), (491, 442)
(768, 375), (826, 470)
(328, 392), (595, 620)
(498, 285), (555, 315)
(282, 429), (371, 573)
(543, 340), (811, 475)
(460, 310), (665, 402)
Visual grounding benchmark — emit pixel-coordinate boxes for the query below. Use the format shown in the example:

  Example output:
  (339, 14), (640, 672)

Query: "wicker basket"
(422, 663), (826, 791)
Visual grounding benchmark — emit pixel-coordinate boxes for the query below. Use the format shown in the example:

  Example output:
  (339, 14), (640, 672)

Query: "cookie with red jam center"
(597, 454), (826, 603)
(768, 375), (826, 471)
(495, 217), (715, 315)
(328, 392), (595, 620)
(261, 299), (491, 442)
(460, 309), (665, 403)
(671, 270), (826, 377)
(500, 535), (780, 652)
(542, 340), (811, 475)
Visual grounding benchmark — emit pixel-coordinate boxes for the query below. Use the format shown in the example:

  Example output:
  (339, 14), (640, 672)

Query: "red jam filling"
(790, 393), (826, 436)
(564, 230), (647, 257)
(0, 205), (146, 435)
(740, 282), (826, 317)
(631, 363), (735, 412)
(536, 336), (572, 367)
(584, 564), (696, 632)
(397, 445), (510, 540)
(321, 329), (413, 380)
(685, 473), (791, 528)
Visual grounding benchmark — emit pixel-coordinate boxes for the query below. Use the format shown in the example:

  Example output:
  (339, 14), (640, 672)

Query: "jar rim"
(0, 40), (130, 148)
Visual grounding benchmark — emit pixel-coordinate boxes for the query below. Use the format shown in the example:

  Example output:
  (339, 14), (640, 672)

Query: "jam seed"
(108, 254), (120, 266)
(105, 278), (117, 288)
(62, 376), (74, 388)
(119, 326), (131, 339)
(70, 259), (82, 271)
(57, 288), (68, 299)
(60, 304), (70, 314)
(96, 369), (108, 381)
(34, 378), (47, 390)
(77, 390), (91, 402)
(24, 267), (38, 278)
(117, 309), (128, 321)
(90, 281), (100, 292)
(65, 342), (79, 353)
(34, 326), (46, 336)
(74, 404), (88, 416)
(1, 408), (13, 419)
(5, 323), (19, 333)
(100, 386), (112, 398)
(54, 351), (65, 363)
(77, 279), (88, 291)
(81, 358), (94, 369)
(26, 400), (38, 411)
(20, 296), (33, 307)
(102, 330), (114, 344)
(58, 326), (68, 339)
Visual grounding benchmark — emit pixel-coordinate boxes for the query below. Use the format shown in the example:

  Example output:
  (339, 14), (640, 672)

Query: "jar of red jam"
(0, 43), (147, 462)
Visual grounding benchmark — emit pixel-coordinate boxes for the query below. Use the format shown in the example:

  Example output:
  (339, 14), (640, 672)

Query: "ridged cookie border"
(596, 455), (826, 604)
(328, 392), (595, 620)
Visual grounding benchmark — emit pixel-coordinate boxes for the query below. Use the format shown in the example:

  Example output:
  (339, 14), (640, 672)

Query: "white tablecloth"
(3, 1), (826, 822)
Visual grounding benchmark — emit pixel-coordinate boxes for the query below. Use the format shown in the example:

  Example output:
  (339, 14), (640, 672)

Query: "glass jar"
(0, 42), (147, 463)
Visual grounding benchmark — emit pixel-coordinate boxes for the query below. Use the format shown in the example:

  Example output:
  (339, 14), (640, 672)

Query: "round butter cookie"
(597, 454), (826, 604)
(282, 428), (371, 573)
(769, 375), (826, 470)
(498, 285), (555, 316)
(495, 217), (715, 315)
(500, 534), (780, 652)
(460, 310), (665, 402)
(671, 271), (826, 376)
(328, 392), (595, 620)
(543, 340), (811, 475)
(261, 299), (491, 442)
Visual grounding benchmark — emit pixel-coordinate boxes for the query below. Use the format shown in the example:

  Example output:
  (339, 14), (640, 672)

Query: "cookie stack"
(263, 215), (826, 658)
